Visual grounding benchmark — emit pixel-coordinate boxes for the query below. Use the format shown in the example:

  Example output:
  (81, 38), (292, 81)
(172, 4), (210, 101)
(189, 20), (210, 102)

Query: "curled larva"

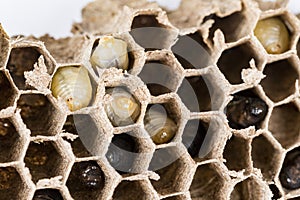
(254, 17), (290, 54)
(90, 36), (129, 70)
(51, 66), (92, 111)
(144, 108), (177, 145)
(104, 87), (140, 126)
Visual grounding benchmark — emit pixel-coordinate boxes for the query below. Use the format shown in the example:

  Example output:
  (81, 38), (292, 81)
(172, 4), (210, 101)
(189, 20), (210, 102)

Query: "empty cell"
(269, 103), (300, 148)
(0, 118), (21, 163)
(150, 154), (188, 195)
(149, 146), (181, 172)
(7, 47), (40, 90)
(0, 167), (26, 200)
(190, 164), (224, 199)
(130, 15), (173, 50)
(177, 76), (211, 112)
(251, 135), (281, 181)
(230, 177), (267, 199)
(279, 147), (300, 190)
(139, 61), (179, 96)
(106, 133), (138, 174)
(66, 161), (105, 200)
(33, 189), (63, 200)
(69, 114), (104, 157)
(217, 42), (259, 84)
(144, 103), (179, 145)
(261, 59), (298, 102)
(204, 10), (248, 43)
(17, 94), (57, 136)
(24, 141), (64, 183)
(113, 181), (153, 200)
(62, 115), (93, 158)
(223, 136), (250, 172)
(171, 32), (211, 69)
(0, 71), (17, 110)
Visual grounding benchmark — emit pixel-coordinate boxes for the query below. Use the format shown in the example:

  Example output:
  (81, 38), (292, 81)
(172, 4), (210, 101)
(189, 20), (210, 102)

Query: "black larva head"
(76, 161), (104, 190)
(225, 95), (268, 129)
(279, 149), (300, 190)
(33, 189), (63, 200)
(106, 133), (136, 173)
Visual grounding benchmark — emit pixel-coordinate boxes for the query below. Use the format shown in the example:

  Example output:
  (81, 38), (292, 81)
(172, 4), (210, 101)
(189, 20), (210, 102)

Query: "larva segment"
(51, 66), (93, 111)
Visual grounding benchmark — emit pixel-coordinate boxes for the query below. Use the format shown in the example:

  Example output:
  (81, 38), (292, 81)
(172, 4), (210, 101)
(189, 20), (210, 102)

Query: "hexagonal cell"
(0, 118), (21, 163)
(254, 16), (291, 54)
(279, 147), (300, 191)
(0, 71), (17, 110)
(62, 115), (93, 158)
(251, 135), (281, 181)
(223, 135), (250, 172)
(17, 94), (58, 136)
(24, 141), (64, 183)
(171, 31), (211, 69)
(33, 189), (63, 200)
(217, 42), (260, 84)
(105, 133), (138, 174)
(7, 47), (42, 90)
(261, 59), (298, 102)
(130, 14), (175, 50)
(50, 65), (97, 112)
(183, 117), (223, 161)
(269, 184), (282, 200)
(90, 36), (135, 72)
(225, 89), (268, 129)
(112, 180), (154, 200)
(189, 163), (224, 199)
(0, 167), (27, 200)
(150, 148), (191, 195)
(230, 177), (268, 199)
(204, 9), (250, 43)
(66, 161), (105, 200)
(177, 75), (211, 112)
(269, 103), (300, 148)
(104, 86), (141, 127)
(139, 58), (181, 96)
(144, 103), (180, 145)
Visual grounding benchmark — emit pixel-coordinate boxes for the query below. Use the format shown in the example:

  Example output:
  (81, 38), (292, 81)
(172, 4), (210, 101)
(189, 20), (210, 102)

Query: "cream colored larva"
(254, 17), (290, 54)
(90, 36), (129, 70)
(51, 66), (93, 111)
(144, 108), (177, 145)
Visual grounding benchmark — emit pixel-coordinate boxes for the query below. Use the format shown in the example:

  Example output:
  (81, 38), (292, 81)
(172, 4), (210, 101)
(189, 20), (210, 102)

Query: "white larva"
(104, 87), (140, 126)
(51, 66), (93, 111)
(90, 36), (129, 70)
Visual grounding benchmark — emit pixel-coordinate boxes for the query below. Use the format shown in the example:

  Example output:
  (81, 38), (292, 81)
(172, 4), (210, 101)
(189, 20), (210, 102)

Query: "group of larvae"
(44, 16), (300, 200)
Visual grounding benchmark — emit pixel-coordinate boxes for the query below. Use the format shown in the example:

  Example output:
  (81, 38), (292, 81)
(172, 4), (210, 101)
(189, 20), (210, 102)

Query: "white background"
(0, 0), (299, 38)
